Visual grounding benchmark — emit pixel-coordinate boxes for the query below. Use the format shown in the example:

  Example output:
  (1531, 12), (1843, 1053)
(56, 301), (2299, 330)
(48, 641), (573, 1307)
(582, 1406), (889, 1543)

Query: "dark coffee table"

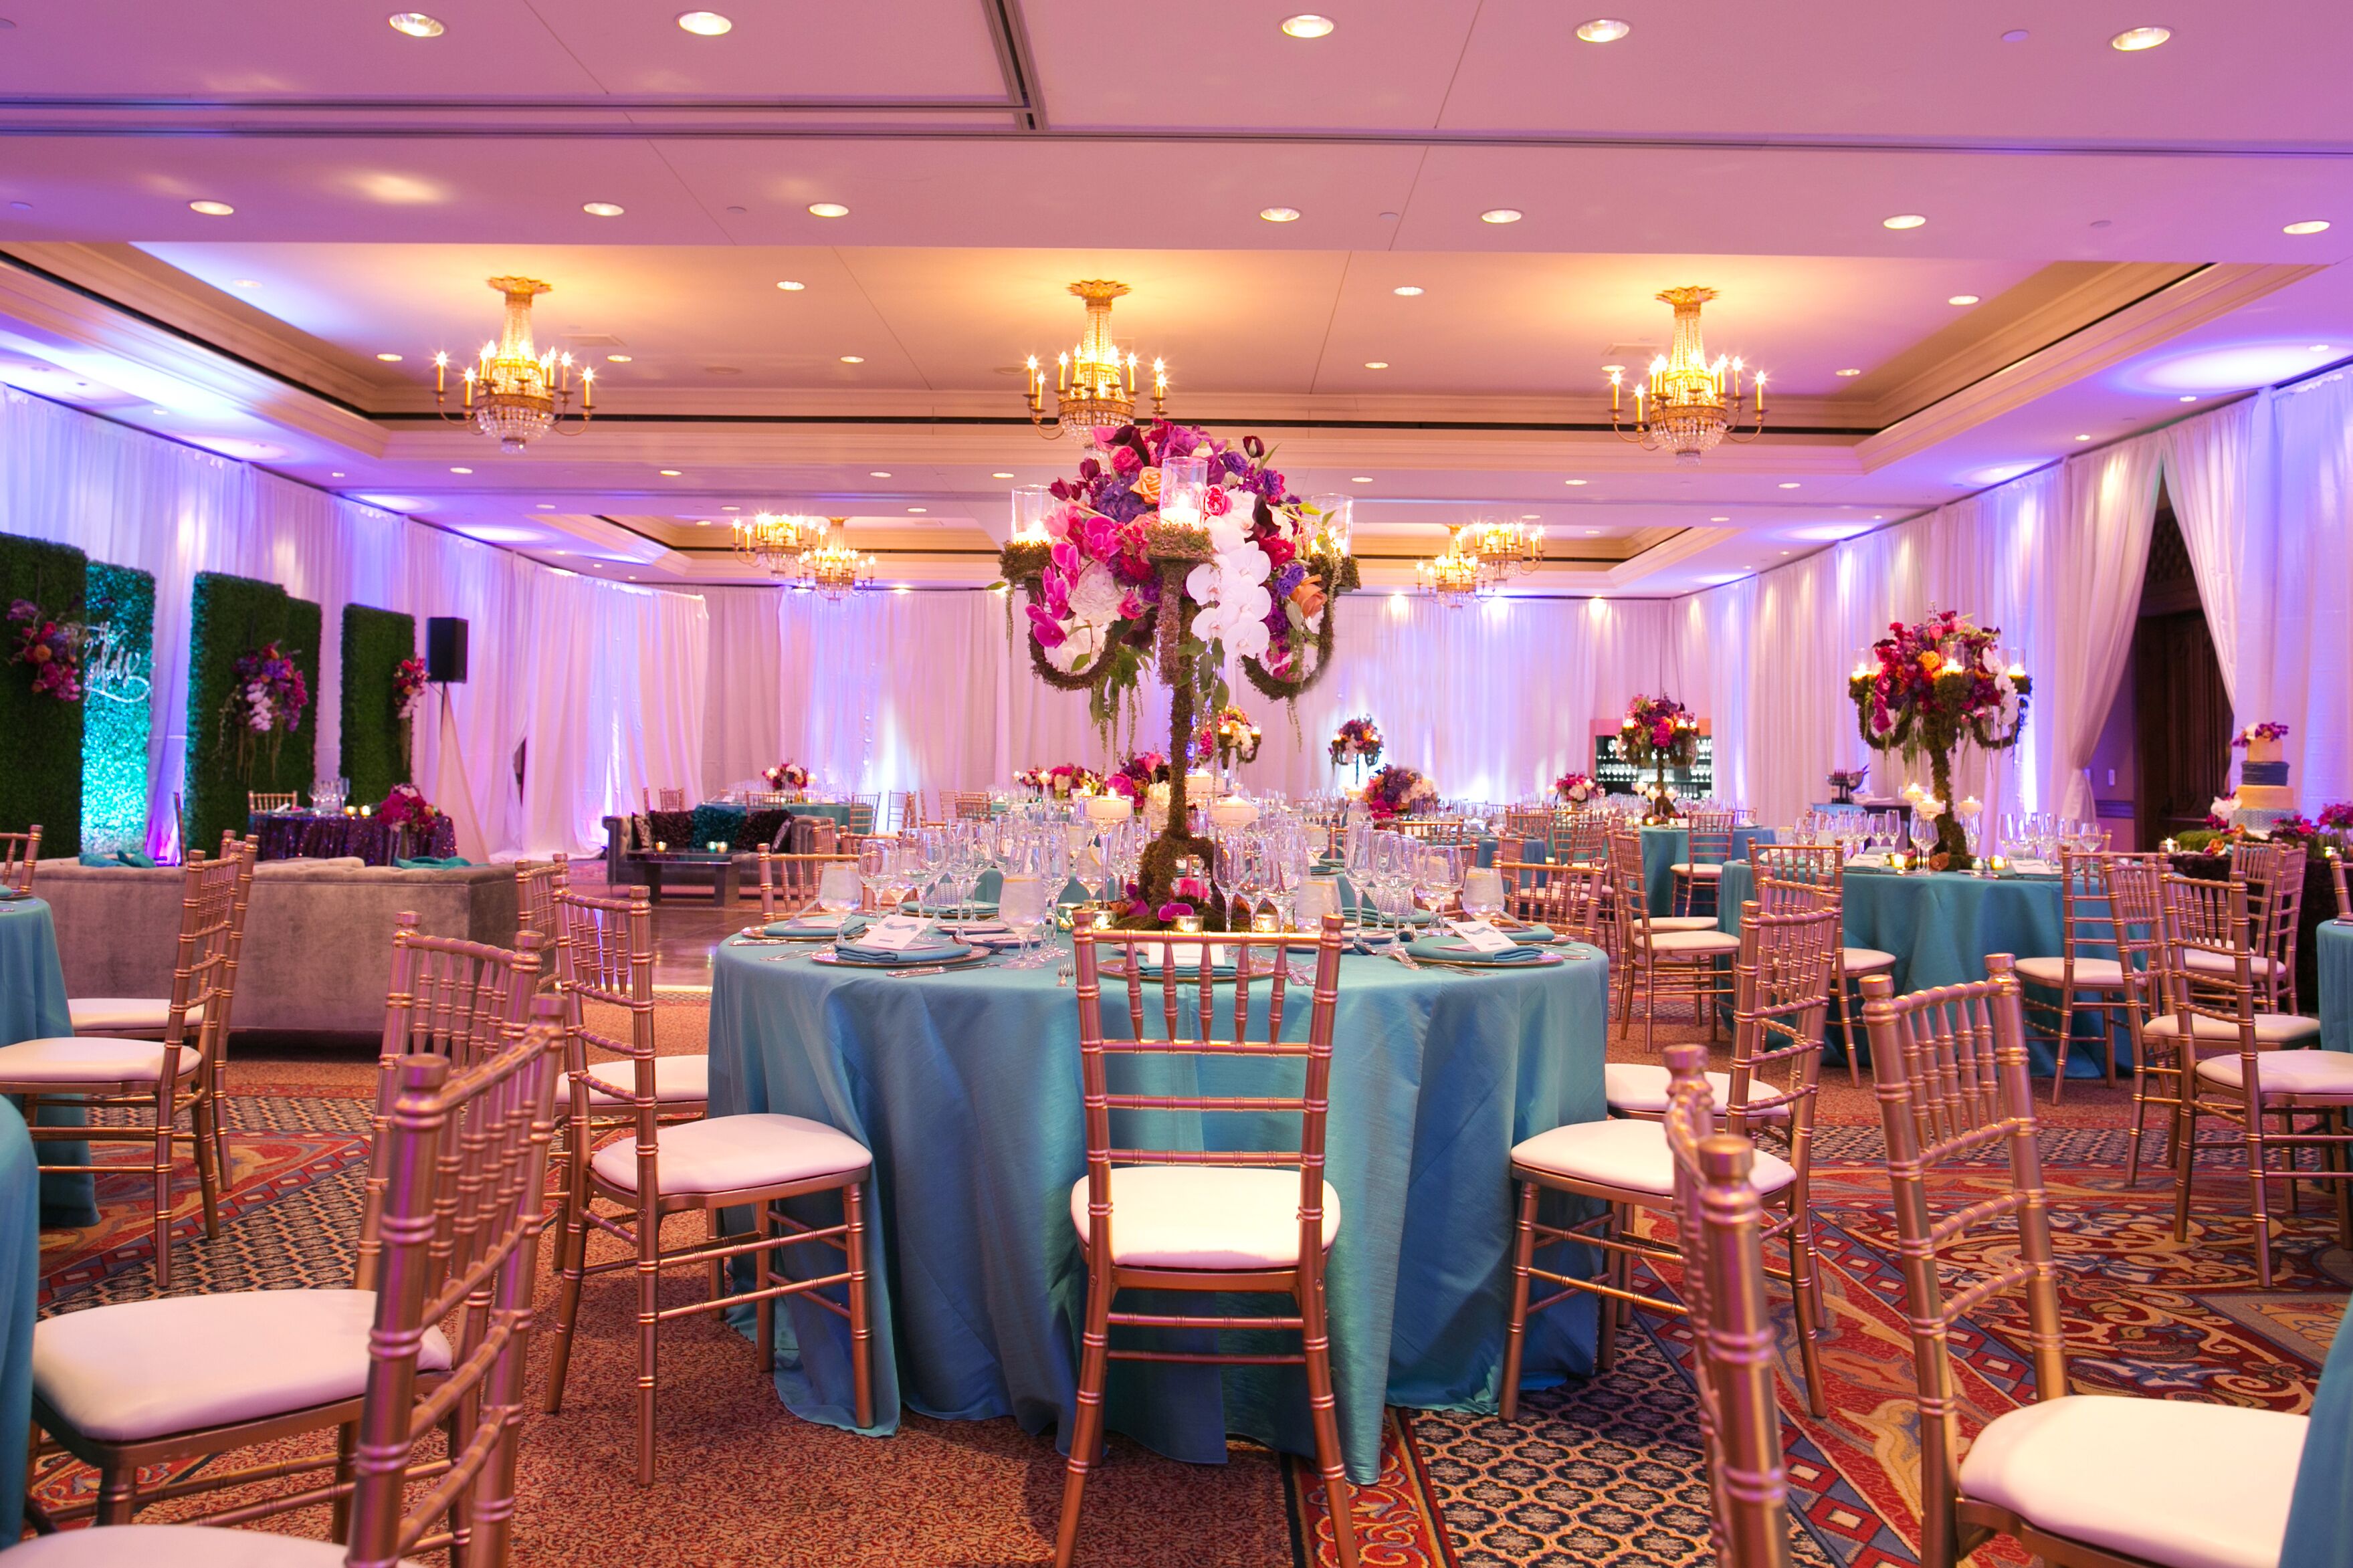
(634, 851), (737, 906)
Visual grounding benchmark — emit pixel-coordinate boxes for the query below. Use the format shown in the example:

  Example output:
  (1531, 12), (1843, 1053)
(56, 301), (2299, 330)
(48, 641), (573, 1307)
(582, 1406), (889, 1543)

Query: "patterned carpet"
(24, 1011), (2349, 1566)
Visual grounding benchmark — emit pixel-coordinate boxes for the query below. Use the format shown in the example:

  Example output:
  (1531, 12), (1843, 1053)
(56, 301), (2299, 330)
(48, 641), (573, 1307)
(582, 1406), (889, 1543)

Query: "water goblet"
(999, 874), (1049, 968)
(816, 863), (860, 924)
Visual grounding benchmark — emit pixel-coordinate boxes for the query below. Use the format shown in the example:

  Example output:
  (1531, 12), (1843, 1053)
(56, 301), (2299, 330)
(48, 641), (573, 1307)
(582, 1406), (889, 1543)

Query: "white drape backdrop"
(0, 386), (706, 859)
(2255, 370), (2353, 804)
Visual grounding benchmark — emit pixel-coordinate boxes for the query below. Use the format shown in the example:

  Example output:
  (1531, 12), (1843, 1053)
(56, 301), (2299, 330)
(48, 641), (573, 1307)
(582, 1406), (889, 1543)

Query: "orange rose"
(1135, 467), (1163, 504)
(1290, 579), (1327, 618)
(1918, 651), (1943, 676)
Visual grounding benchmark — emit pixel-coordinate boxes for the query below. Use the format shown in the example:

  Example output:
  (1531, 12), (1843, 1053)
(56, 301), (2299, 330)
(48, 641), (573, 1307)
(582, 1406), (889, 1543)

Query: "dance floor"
(25, 941), (2347, 1567)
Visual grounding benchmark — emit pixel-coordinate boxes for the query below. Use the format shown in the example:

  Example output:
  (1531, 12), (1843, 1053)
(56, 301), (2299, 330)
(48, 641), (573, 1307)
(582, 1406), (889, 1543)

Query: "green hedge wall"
(0, 532), (88, 847)
(339, 604), (415, 804)
(82, 561), (156, 853)
(185, 572), (321, 856)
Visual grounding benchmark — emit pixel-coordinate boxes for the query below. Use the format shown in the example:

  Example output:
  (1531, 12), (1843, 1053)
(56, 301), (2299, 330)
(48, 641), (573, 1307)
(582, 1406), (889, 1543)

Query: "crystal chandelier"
(1023, 280), (1167, 439)
(1416, 527), (1490, 606)
(1608, 286), (1764, 465)
(433, 276), (595, 453)
(1469, 518), (1544, 583)
(795, 519), (876, 600)
(730, 512), (817, 577)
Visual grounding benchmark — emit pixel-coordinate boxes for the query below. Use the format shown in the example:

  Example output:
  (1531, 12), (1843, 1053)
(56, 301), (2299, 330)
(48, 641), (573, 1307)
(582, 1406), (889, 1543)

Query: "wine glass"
(1462, 866), (1505, 922)
(999, 873), (1048, 968)
(816, 863), (860, 925)
(1909, 811), (1938, 865)
(1420, 843), (1466, 917)
(857, 839), (895, 915)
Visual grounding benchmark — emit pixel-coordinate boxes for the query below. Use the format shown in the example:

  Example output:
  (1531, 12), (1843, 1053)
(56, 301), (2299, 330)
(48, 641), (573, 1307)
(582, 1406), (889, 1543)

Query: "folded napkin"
(904, 900), (999, 919)
(1407, 935), (1546, 965)
(78, 850), (157, 868)
(1491, 920), (1556, 945)
(394, 855), (472, 869)
(766, 915), (867, 938)
(834, 935), (971, 964)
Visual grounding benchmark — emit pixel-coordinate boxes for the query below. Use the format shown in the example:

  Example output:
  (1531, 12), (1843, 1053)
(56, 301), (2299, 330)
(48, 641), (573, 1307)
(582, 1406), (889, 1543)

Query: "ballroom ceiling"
(1, 0), (2349, 591)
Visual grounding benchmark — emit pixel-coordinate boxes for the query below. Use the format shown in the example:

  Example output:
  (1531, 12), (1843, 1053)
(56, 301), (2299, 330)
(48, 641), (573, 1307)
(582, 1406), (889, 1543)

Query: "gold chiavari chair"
(1551, 808), (1611, 869)
(1496, 858), (1611, 953)
(68, 834), (256, 1038)
(894, 789), (921, 832)
(1055, 914), (1360, 1568)
(514, 852), (569, 945)
(755, 847), (862, 918)
(245, 790), (298, 817)
(1506, 899), (1835, 1420)
(642, 785), (688, 812)
(953, 790), (994, 822)
(1607, 825), (1741, 1052)
(542, 886), (874, 1484)
(2017, 849), (2135, 1099)
(1395, 815), (1469, 844)
(2100, 854), (2176, 1187)
(1659, 1043), (1795, 1568)
(17, 997), (566, 1565)
(1859, 957), (2310, 1568)
(1671, 808), (1738, 917)
(847, 793), (882, 836)
(22, 917), (540, 1531)
(1503, 806), (1553, 843)
(2215, 839), (2308, 1012)
(1, 843), (254, 1291)
(746, 788), (789, 810)
(1, 823), (38, 894)
(1749, 843), (1894, 1085)
(2156, 873), (2342, 1286)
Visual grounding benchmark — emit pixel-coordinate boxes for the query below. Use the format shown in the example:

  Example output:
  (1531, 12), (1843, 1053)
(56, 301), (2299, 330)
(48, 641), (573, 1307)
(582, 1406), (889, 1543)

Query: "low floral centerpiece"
(998, 419), (1358, 925)
(1826, 765), (1869, 806)
(1555, 770), (1598, 805)
(7, 599), (87, 702)
(762, 762), (810, 796)
(1364, 764), (1437, 821)
(1848, 611), (2030, 869)
(1105, 751), (1169, 802)
(1195, 704), (1262, 769)
(1019, 763), (1103, 799)
(1329, 715), (1383, 774)
(1620, 694), (1698, 822)
(217, 639), (309, 774)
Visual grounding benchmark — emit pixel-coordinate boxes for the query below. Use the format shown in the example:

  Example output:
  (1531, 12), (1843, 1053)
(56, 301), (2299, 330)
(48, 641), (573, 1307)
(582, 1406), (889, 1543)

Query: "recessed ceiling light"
(869, 470), (892, 477)
(991, 471), (1015, 479)
(1393, 285), (1424, 297)
(1835, 367), (1863, 376)
(722, 505), (739, 510)
(1948, 294), (1981, 306)
(839, 354), (865, 364)
(387, 12), (443, 37)
(776, 279), (806, 290)
(907, 506), (927, 514)
(675, 10), (731, 35)
(807, 202), (849, 218)
(2110, 26), (2170, 51)
(1882, 213), (1927, 230)
(536, 503), (554, 509)
(1259, 206), (1302, 223)
(150, 408), (169, 415)
(1363, 360), (1389, 370)
(1479, 208), (1524, 224)
(1350, 476), (1372, 483)
(2311, 343), (2333, 352)
(375, 352), (403, 362)
(330, 471), (346, 479)
(2178, 394), (2198, 402)
(189, 200), (235, 217)
(1778, 481), (1801, 489)
(2283, 220), (2332, 235)
(1521, 514), (1540, 521)
(1564, 478), (1588, 486)
(696, 520), (713, 526)
(1710, 516), (1730, 522)
(582, 201), (625, 217)
(449, 465), (472, 474)
(2073, 433), (2092, 441)
(605, 353), (631, 362)
(1280, 13), (1334, 38)
(1780, 550), (1791, 556)
(230, 278), (260, 290)
(1575, 18), (1630, 43)
(659, 469), (682, 476)
(1585, 528), (1602, 536)
(2001, 27), (2029, 42)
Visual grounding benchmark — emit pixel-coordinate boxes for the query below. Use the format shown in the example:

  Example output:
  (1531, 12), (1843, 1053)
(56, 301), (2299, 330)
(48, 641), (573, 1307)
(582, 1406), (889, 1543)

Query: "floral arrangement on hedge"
(1848, 611), (2030, 867)
(1328, 715), (1383, 768)
(1554, 770), (1597, 804)
(1019, 763), (1103, 798)
(7, 599), (87, 702)
(762, 762), (810, 792)
(1363, 764), (1437, 821)
(393, 656), (428, 722)
(1105, 751), (1169, 800)
(218, 639), (309, 774)
(377, 782), (444, 831)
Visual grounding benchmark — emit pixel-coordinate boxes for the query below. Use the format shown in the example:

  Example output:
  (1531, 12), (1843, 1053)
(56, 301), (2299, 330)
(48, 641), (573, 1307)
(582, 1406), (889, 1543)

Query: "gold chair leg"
(1300, 1276), (1360, 1568)
(150, 1106), (176, 1293)
(706, 1208), (726, 1303)
(635, 1196), (661, 1486)
(1498, 1179), (1538, 1422)
(2245, 1117), (2276, 1289)
(191, 1095), (223, 1241)
(96, 1462), (135, 1526)
(754, 1203), (777, 1375)
(2049, 992), (2074, 1105)
(1833, 972), (1860, 1087)
(1051, 1262), (1116, 1568)
(1784, 1212), (1829, 1420)
(2172, 1094), (2202, 1243)
(1595, 1205), (1624, 1374)
(845, 1182), (875, 1432)
(542, 1186), (592, 1415)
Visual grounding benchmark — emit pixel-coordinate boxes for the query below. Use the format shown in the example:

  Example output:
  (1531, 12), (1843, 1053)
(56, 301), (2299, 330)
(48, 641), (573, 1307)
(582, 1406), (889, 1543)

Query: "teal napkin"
(835, 935), (971, 964)
(1496, 921), (1556, 944)
(78, 850), (159, 868)
(1407, 935), (1544, 964)
(394, 855), (472, 869)
(766, 915), (867, 938)
(904, 899), (999, 919)
(77, 852), (118, 868)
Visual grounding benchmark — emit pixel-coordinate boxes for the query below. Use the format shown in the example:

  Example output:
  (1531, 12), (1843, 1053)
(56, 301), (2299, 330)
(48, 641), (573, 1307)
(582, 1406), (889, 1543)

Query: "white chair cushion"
(1668, 863), (1724, 878)
(590, 1112), (869, 1197)
(1645, 915), (1722, 933)
(1511, 1117), (1795, 1197)
(2012, 955), (2127, 988)
(1840, 946), (1899, 974)
(2180, 949), (2282, 979)
(2194, 1049), (2353, 1095)
(65, 998), (202, 1035)
(562, 1054), (710, 1107)
(2142, 1012), (2322, 1044)
(1602, 1062), (1790, 1120)
(1958, 1393), (2304, 1568)
(33, 1289), (451, 1444)
(3, 1525), (351, 1566)
(0, 1036), (203, 1085)
(1635, 929), (1742, 956)
(1068, 1165), (1340, 1270)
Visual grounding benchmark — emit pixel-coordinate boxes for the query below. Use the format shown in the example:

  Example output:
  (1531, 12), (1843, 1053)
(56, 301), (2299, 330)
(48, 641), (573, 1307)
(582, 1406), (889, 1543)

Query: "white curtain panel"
(2044, 437), (2166, 818)
(0, 385), (705, 859)
(2162, 393), (2268, 709)
(2258, 369), (2353, 804)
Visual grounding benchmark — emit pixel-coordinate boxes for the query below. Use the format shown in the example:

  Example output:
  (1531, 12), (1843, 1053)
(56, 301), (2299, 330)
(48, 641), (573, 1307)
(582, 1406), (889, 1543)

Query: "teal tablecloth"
(0, 899), (95, 1224)
(0, 1098), (35, 1539)
(2286, 1306), (2353, 1565)
(1715, 862), (2102, 1078)
(2322, 921), (2353, 1052)
(1641, 824), (1774, 914)
(708, 937), (1610, 1482)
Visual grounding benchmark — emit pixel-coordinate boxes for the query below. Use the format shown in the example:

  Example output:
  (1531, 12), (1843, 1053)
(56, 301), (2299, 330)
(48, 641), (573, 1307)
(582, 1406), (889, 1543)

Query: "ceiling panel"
(532, 0), (1009, 99)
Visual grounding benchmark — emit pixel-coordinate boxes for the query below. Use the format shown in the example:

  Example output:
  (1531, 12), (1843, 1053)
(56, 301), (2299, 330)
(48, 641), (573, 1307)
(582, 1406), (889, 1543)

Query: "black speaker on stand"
(425, 617), (469, 684)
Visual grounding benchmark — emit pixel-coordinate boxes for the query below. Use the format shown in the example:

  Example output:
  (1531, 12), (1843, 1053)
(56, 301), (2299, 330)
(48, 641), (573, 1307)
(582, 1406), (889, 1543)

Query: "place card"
(1445, 919), (1518, 954)
(857, 915), (938, 951)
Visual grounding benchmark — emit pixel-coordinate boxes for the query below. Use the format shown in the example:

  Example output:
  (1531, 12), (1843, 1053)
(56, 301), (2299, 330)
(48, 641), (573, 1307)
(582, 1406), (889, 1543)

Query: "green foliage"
(2175, 828), (2224, 853)
(81, 561), (155, 853)
(0, 531), (88, 845)
(185, 572), (320, 855)
(338, 604), (416, 803)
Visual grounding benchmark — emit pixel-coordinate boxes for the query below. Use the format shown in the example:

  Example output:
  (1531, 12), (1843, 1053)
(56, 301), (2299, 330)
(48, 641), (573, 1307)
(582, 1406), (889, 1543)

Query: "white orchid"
(1043, 618), (1109, 673)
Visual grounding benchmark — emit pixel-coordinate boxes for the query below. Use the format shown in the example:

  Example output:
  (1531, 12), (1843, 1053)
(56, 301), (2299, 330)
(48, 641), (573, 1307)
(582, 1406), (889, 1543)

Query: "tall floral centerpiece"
(1328, 715), (1383, 780)
(1364, 764), (1437, 821)
(1000, 421), (1357, 927)
(1620, 694), (1698, 823)
(393, 655), (428, 759)
(1849, 611), (2031, 868)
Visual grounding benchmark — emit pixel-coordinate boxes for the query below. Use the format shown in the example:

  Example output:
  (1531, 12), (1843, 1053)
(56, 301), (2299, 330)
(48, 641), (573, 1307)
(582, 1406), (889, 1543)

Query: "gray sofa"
(37, 857), (520, 1036)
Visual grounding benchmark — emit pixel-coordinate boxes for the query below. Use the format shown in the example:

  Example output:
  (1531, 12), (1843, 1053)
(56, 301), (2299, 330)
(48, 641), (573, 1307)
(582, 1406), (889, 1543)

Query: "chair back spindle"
(0, 824), (38, 894)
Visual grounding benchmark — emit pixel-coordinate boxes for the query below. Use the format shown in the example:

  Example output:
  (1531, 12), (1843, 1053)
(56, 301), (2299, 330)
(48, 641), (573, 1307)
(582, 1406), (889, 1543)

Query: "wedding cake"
(2228, 723), (2295, 827)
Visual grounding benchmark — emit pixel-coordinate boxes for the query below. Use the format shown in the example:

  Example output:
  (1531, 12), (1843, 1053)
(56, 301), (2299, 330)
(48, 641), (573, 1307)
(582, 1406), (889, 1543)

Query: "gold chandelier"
(795, 519), (876, 600)
(730, 512), (818, 577)
(1023, 280), (1167, 439)
(1416, 527), (1490, 606)
(1608, 286), (1764, 465)
(1469, 518), (1544, 583)
(433, 276), (595, 453)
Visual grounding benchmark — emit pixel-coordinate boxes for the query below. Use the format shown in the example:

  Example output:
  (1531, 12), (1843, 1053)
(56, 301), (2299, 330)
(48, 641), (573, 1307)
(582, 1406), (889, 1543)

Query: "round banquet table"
(1640, 824), (1774, 915)
(707, 934), (1611, 1483)
(0, 897), (95, 1224)
(1715, 861), (2111, 1078)
(0, 1097), (37, 1540)
(2322, 921), (2353, 1054)
(2287, 1304), (2353, 1563)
